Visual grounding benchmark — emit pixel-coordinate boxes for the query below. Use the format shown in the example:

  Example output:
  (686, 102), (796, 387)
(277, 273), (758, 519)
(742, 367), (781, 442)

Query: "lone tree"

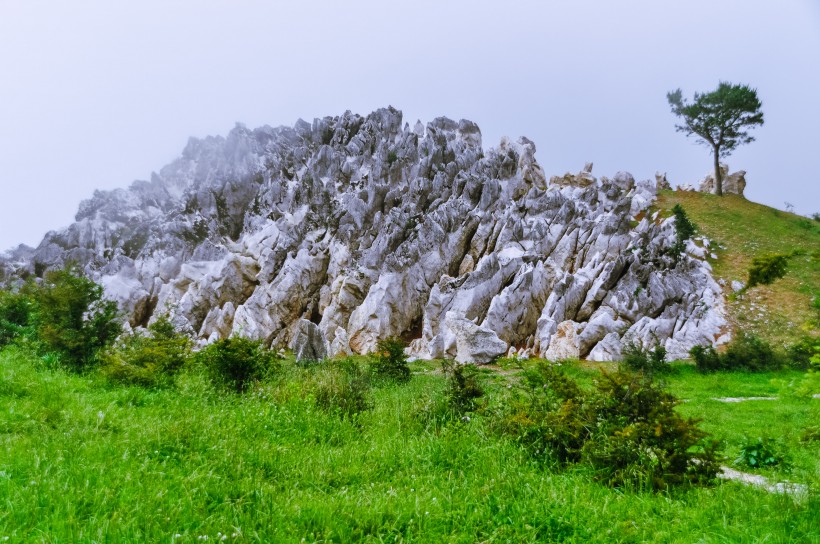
(667, 82), (764, 196)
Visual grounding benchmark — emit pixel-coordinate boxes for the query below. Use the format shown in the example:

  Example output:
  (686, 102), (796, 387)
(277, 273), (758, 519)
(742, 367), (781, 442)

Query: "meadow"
(0, 348), (817, 543)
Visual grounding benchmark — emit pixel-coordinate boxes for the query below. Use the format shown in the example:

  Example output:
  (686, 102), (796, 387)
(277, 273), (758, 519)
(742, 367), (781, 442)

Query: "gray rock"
(445, 312), (508, 364)
(290, 319), (327, 362)
(1, 106), (727, 364)
(698, 163), (747, 196)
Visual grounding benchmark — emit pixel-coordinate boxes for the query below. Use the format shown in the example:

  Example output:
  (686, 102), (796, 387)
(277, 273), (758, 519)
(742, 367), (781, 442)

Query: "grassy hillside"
(1, 350), (817, 543)
(656, 191), (820, 348)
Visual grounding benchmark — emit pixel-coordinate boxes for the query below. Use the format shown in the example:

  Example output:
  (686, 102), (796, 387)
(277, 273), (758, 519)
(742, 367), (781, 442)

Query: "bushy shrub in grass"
(441, 360), (485, 416)
(100, 315), (192, 387)
(746, 253), (789, 289)
(723, 333), (784, 371)
(786, 336), (819, 371)
(690, 333), (784, 373)
(621, 342), (669, 376)
(501, 362), (590, 465)
(30, 266), (121, 371)
(314, 358), (372, 419)
(500, 362), (721, 490)
(0, 287), (34, 346)
(195, 336), (280, 393)
(369, 337), (411, 384)
(689, 344), (723, 373)
(582, 370), (721, 490)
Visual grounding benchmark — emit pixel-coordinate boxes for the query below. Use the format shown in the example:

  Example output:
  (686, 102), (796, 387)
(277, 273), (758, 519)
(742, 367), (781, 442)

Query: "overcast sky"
(1, 0), (818, 251)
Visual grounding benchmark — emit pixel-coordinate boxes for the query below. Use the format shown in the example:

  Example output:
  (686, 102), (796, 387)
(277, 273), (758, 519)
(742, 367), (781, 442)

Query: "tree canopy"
(667, 82), (764, 196)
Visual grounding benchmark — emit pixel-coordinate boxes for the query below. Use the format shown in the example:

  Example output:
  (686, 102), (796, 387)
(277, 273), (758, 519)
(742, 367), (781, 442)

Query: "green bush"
(786, 336), (819, 371)
(314, 358), (373, 419)
(501, 362), (721, 490)
(30, 266), (121, 371)
(195, 336), (280, 393)
(0, 287), (34, 346)
(100, 315), (192, 387)
(746, 253), (789, 289)
(670, 203), (697, 262)
(441, 360), (485, 416)
(723, 333), (783, 371)
(735, 437), (789, 469)
(369, 337), (411, 384)
(621, 342), (669, 376)
(690, 334), (784, 373)
(583, 370), (721, 490)
(502, 362), (590, 465)
(689, 344), (723, 373)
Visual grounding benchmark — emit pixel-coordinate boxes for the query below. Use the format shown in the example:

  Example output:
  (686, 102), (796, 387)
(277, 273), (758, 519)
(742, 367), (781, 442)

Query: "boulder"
(544, 320), (581, 361)
(698, 163), (746, 196)
(444, 312), (508, 364)
(290, 319), (327, 362)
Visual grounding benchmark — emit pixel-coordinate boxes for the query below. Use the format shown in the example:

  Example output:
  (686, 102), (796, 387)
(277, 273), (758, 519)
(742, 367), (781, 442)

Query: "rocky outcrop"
(290, 319), (327, 362)
(0, 107), (727, 362)
(698, 163), (746, 196)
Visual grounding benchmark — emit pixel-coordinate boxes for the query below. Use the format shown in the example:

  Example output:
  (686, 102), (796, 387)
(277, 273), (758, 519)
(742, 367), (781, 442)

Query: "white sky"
(1, 0), (819, 251)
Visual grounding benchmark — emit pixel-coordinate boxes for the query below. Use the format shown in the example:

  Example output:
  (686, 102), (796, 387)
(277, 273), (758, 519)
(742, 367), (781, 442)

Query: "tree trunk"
(713, 147), (723, 196)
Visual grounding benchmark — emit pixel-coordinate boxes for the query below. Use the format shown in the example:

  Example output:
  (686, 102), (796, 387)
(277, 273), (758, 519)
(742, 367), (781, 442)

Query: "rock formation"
(698, 163), (747, 196)
(0, 107), (727, 362)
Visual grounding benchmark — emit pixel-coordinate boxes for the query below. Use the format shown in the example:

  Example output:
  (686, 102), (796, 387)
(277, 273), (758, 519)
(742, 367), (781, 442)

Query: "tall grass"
(0, 349), (817, 542)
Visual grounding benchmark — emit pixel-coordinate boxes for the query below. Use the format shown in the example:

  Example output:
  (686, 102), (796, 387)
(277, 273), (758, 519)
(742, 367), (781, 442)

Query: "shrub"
(30, 266), (121, 371)
(314, 358), (373, 419)
(195, 336), (280, 393)
(582, 370), (721, 490)
(500, 362), (721, 490)
(746, 254), (789, 289)
(722, 333), (783, 371)
(786, 336), (819, 371)
(504, 362), (590, 465)
(670, 204), (697, 262)
(100, 315), (192, 387)
(690, 334), (784, 373)
(735, 437), (789, 469)
(369, 337), (411, 384)
(621, 342), (669, 376)
(0, 287), (34, 346)
(441, 360), (485, 416)
(689, 344), (723, 373)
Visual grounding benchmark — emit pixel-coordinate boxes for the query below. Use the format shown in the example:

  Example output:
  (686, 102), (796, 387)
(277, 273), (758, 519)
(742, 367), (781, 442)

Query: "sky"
(1, 0), (819, 252)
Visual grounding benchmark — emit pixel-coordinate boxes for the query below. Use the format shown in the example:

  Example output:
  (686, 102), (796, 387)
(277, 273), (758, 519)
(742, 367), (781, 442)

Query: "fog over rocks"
(0, 107), (727, 362)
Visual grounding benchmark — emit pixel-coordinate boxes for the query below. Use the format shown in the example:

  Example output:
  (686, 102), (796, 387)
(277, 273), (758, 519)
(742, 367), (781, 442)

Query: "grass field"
(656, 191), (820, 348)
(1, 349), (817, 543)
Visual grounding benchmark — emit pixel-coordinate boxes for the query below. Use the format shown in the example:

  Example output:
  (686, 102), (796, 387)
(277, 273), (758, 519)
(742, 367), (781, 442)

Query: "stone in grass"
(291, 319), (327, 362)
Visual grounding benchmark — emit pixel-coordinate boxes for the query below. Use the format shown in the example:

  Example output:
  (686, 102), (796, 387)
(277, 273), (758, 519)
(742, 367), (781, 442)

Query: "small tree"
(670, 203), (697, 263)
(667, 82), (764, 196)
(32, 266), (121, 370)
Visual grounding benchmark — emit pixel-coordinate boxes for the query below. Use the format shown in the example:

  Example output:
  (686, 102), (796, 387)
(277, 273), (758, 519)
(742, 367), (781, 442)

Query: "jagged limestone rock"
(698, 163), (747, 196)
(0, 107), (727, 362)
(444, 311), (508, 364)
(290, 319), (327, 362)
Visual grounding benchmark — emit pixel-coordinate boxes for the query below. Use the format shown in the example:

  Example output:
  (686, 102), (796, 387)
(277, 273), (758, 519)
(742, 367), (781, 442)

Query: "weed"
(735, 436), (789, 469)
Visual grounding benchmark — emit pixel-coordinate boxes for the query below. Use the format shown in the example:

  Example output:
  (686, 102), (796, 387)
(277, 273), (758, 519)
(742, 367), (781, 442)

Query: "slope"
(656, 191), (819, 347)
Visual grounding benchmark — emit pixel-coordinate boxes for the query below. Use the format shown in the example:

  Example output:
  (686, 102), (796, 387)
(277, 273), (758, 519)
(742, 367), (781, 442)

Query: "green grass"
(1, 350), (818, 543)
(656, 191), (820, 347)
